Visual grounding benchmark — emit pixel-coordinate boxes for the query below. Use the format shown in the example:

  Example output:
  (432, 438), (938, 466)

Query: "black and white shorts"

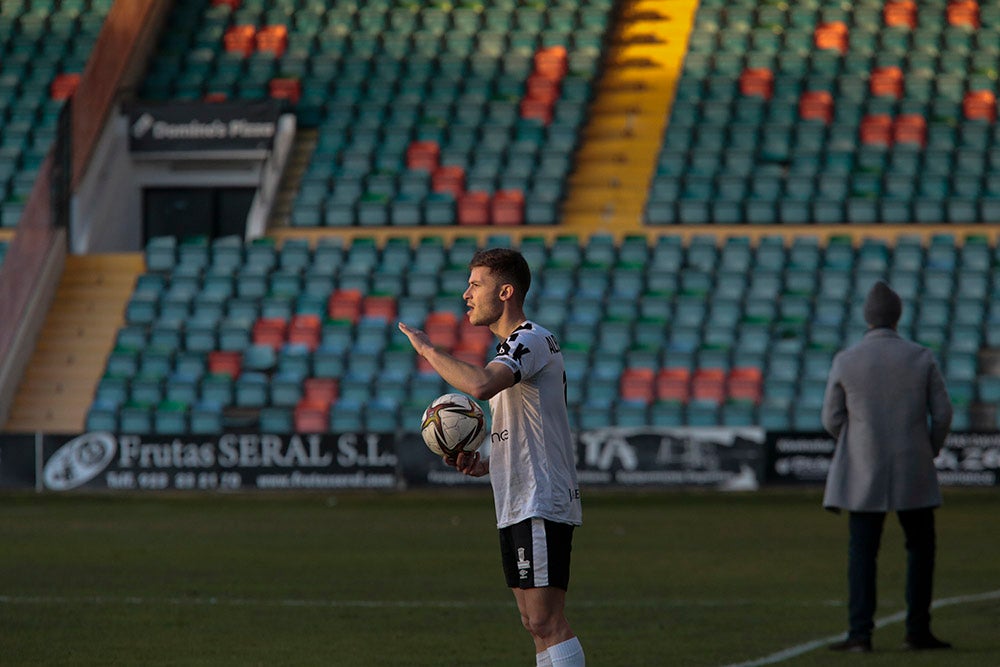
(498, 517), (575, 590)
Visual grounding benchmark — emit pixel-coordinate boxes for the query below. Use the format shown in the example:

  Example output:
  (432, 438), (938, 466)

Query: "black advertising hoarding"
(765, 433), (836, 485)
(36, 432), (398, 492)
(766, 431), (1000, 487)
(23, 427), (771, 492)
(932, 432), (1000, 487)
(0, 435), (38, 490)
(573, 426), (767, 489)
(3, 428), (998, 493)
(126, 100), (281, 153)
(399, 427), (768, 489)
(397, 431), (492, 488)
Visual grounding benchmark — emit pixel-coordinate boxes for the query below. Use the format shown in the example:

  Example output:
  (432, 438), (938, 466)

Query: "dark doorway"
(143, 187), (254, 242)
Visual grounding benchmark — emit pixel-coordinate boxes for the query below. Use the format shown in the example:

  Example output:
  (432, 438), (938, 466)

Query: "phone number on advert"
(105, 471), (242, 490)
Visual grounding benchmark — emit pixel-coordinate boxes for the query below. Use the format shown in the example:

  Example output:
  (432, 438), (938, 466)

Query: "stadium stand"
(75, 231), (995, 434)
(137, 0), (615, 229)
(0, 0), (112, 228)
(647, 0), (1000, 225)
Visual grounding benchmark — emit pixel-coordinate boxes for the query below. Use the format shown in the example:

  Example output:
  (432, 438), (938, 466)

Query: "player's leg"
(513, 586), (573, 645)
(500, 518), (584, 665)
(511, 587), (554, 663)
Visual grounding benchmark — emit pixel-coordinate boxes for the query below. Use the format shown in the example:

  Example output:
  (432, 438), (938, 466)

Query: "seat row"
(84, 233), (1000, 434)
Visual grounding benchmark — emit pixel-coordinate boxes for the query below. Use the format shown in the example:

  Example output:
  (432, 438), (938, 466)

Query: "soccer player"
(399, 248), (585, 667)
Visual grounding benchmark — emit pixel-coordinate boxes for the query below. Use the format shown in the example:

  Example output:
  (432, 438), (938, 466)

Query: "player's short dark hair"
(469, 248), (531, 300)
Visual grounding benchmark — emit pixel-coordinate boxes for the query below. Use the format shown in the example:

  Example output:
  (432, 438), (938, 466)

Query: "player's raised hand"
(398, 322), (433, 355)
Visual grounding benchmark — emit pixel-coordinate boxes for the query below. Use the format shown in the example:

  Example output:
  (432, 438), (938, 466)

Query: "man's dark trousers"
(847, 508), (936, 640)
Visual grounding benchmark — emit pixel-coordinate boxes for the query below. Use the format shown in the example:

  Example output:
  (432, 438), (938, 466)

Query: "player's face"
(464, 266), (504, 326)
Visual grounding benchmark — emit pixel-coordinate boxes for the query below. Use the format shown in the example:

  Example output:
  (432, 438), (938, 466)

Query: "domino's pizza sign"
(125, 100), (280, 153)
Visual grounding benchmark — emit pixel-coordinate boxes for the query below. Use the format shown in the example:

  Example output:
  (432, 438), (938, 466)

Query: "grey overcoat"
(821, 328), (952, 512)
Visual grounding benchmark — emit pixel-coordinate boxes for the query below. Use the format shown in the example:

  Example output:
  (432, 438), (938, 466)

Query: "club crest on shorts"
(517, 547), (531, 579)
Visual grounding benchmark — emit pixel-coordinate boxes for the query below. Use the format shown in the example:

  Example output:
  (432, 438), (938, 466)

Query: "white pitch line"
(0, 595), (508, 609)
(720, 589), (1000, 667)
(0, 595), (839, 611)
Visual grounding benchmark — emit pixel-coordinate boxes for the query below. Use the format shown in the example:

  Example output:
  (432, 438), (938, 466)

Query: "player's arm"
(398, 322), (515, 400)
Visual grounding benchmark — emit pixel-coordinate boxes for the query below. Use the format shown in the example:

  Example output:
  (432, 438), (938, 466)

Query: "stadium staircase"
(561, 0), (698, 235)
(268, 128), (319, 230)
(3, 254), (143, 433)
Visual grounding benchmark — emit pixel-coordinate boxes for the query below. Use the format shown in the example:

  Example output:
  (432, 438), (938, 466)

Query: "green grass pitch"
(1, 488), (998, 666)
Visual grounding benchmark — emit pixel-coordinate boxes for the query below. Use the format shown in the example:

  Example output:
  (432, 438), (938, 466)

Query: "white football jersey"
(487, 321), (582, 529)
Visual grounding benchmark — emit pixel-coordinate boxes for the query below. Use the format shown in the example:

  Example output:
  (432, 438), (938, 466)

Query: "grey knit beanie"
(863, 280), (902, 328)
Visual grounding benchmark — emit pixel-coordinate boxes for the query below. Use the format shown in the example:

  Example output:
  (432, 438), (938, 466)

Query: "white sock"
(536, 650), (552, 667)
(547, 637), (585, 667)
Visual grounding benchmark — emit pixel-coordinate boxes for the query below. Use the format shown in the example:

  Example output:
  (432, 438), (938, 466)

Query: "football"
(420, 393), (487, 459)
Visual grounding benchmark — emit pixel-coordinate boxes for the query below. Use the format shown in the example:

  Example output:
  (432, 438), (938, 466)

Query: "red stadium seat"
(691, 368), (726, 404)
(526, 73), (561, 104)
(50, 73), (81, 101)
(256, 25), (288, 56)
(458, 191), (491, 225)
(424, 312), (459, 348)
(655, 367), (691, 402)
(328, 289), (363, 323)
(432, 166), (466, 199)
(814, 22), (849, 54)
(799, 91), (834, 124)
(288, 314), (321, 351)
(294, 400), (329, 433)
(893, 114), (928, 147)
(947, 0), (980, 28)
(303, 377), (338, 407)
(860, 114), (893, 146)
(726, 367), (763, 404)
(491, 190), (525, 226)
(362, 295), (397, 322)
(252, 317), (288, 349)
(739, 68), (774, 100)
(208, 350), (242, 378)
(520, 98), (554, 125)
(268, 78), (301, 104)
(620, 367), (656, 404)
(883, 0), (917, 28)
(223, 25), (255, 56)
(963, 90), (997, 122)
(869, 66), (904, 99)
(533, 46), (568, 81)
(406, 141), (441, 171)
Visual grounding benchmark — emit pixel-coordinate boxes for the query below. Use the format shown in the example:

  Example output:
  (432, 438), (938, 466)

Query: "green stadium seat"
(85, 398), (119, 432)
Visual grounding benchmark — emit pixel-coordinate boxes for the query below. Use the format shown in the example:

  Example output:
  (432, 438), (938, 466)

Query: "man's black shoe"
(829, 637), (873, 653)
(904, 634), (952, 650)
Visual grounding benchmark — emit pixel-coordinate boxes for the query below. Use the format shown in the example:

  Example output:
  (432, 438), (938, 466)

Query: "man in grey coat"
(822, 280), (953, 653)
